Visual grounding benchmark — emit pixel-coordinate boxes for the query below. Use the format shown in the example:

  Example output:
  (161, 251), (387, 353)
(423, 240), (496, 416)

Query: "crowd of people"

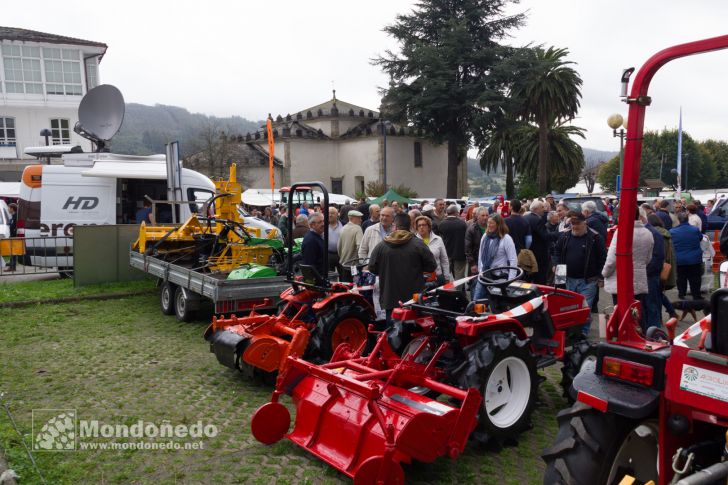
(264, 193), (716, 331)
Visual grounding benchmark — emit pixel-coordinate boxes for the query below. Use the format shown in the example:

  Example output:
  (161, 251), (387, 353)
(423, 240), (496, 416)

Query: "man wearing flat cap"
(337, 210), (364, 282)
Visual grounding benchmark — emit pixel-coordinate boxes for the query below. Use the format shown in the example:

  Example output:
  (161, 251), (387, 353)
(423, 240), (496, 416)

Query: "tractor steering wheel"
(477, 266), (524, 289)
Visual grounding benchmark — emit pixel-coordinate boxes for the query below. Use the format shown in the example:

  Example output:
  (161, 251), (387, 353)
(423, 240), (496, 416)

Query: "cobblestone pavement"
(0, 287), (702, 484)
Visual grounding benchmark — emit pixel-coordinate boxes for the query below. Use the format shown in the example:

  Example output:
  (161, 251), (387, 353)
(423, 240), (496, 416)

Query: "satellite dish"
(74, 84), (125, 152)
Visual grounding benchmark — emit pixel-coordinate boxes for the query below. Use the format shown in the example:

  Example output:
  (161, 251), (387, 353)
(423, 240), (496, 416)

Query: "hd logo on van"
(63, 197), (99, 211)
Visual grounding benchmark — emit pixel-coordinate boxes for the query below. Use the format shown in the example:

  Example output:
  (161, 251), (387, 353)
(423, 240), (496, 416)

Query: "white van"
(17, 151), (215, 270)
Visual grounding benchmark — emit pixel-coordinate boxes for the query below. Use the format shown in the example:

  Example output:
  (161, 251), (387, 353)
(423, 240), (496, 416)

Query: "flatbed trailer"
(130, 249), (292, 321)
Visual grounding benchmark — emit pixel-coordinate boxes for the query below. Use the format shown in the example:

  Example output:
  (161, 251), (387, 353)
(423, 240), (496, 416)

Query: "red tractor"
(543, 35), (728, 485)
(250, 266), (596, 482)
(204, 182), (376, 379)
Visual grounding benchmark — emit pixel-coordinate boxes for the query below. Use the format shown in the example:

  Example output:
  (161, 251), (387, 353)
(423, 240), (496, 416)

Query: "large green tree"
(510, 47), (583, 192)
(374, 0), (525, 197)
(597, 129), (716, 192)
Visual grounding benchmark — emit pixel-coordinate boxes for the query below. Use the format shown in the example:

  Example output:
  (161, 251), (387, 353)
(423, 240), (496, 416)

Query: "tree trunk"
(447, 140), (459, 198)
(505, 155), (514, 199)
(538, 118), (549, 193)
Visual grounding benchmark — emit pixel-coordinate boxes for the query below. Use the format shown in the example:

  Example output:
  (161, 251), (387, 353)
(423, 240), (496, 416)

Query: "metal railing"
(0, 236), (74, 277)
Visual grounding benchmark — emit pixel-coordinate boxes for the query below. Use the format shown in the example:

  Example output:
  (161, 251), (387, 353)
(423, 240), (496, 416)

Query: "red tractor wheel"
(314, 304), (370, 360)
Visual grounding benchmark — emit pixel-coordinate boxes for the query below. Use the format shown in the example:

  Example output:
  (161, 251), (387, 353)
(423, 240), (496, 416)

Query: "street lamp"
(378, 119), (393, 190)
(607, 114), (628, 195)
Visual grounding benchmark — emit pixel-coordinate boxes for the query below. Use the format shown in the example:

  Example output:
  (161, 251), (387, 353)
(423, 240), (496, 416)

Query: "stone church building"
(188, 94), (467, 198)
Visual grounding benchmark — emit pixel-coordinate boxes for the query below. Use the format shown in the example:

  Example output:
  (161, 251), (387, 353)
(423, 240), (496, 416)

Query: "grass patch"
(0, 278), (154, 304)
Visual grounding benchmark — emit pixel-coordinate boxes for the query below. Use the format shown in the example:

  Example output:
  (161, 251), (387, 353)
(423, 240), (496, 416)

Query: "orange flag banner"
(266, 118), (275, 194)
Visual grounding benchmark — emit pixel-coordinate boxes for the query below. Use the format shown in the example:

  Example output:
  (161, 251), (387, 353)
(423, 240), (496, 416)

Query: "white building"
(238, 94), (466, 197)
(0, 27), (107, 181)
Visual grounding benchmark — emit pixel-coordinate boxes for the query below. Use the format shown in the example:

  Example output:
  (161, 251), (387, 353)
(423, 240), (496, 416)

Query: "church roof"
(298, 96), (379, 119)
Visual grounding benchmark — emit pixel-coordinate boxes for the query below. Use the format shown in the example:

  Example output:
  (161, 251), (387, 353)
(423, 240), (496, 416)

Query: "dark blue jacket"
(301, 230), (326, 276)
(586, 212), (608, 244)
(670, 222), (703, 266)
(644, 223), (665, 277)
(697, 210), (708, 233)
(656, 209), (673, 230)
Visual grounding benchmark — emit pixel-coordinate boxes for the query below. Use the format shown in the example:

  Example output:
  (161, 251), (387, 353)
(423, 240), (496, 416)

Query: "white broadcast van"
(15, 84), (216, 272)
(17, 150), (215, 271)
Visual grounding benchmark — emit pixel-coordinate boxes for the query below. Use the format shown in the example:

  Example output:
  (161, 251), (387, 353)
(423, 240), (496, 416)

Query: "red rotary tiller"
(251, 332), (481, 484)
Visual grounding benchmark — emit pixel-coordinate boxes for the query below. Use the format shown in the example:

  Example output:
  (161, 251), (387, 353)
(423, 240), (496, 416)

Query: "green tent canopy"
(369, 189), (416, 205)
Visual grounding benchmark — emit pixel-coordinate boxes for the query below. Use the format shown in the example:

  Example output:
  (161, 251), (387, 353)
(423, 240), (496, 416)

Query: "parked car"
(707, 197), (728, 230)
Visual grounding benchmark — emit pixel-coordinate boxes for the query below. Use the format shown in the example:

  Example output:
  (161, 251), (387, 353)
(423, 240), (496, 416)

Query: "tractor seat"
(299, 265), (326, 288)
(435, 288), (469, 313)
(710, 288), (728, 355)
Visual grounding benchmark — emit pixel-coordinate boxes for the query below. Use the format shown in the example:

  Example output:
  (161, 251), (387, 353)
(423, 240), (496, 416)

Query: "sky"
(4, 0), (728, 153)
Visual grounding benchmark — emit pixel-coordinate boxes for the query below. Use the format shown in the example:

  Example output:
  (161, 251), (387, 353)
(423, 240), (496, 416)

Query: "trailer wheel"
(542, 403), (658, 485)
(560, 338), (597, 402)
(469, 333), (538, 441)
(174, 288), (195, 322)
(315, 303), (370, 360)
(160, 282), (177, 315)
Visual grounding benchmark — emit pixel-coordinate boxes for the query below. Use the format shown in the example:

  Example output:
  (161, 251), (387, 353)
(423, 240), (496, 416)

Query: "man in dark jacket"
(642, 211), (665, 331)
(465, 207), (488, 276)
(505, 199), (532, 253)
(670, 211), (704, 300)
(656, 200), (673, 230)
(553, 211), (607, 335)
(301, 213), (326, 277)
(582, 200), (608, 243)
(438, 204), (468, 279)
(368, 213), (437, 324)
(524, 201), (553, 284)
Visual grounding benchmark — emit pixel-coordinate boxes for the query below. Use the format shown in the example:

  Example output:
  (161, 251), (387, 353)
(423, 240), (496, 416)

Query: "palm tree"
(516, 119), (586, 193)
(478, 113), (526, 199)
(511, 47), (583, 192)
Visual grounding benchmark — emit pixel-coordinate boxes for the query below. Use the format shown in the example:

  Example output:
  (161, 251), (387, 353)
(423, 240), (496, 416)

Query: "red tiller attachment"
(251, 338), (481, 484)
(204, 307), (311, 374)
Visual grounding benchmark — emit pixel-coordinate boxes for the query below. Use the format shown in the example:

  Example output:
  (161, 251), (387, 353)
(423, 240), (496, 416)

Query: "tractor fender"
(571, 342), (668, 420)
(455, 317), (529, 341)
(572, 370), (660, 420)
(312, 293), (376, 318)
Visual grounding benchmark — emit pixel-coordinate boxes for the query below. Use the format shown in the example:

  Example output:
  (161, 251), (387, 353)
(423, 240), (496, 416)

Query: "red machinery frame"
(610, 35), (728, 349)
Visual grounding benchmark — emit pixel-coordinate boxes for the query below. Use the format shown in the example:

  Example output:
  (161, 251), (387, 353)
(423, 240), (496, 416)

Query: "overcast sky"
(5, 0), (728, 153)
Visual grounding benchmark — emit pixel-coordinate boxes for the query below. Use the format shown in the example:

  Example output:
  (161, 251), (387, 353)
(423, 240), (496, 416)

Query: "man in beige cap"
(337, 210), (364, 282)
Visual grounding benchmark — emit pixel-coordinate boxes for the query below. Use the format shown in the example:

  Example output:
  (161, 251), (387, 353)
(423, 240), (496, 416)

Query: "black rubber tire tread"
(160, 282), (177, 315)
(313, 303), (371, 361)
(461, 332), (538, 442)
(560, 338), (598, 402)
(542, 402), (635, 485)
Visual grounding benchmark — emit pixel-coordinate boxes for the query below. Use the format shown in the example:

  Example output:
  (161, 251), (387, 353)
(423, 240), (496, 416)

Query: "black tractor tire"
(560, 338), (598, 402)
(174, 288), (195, 322)
(312, 303), (370, 360)
(542, 402), (657, 485)
(460, 332), (538, 442)
(160, 282), (177, 316)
